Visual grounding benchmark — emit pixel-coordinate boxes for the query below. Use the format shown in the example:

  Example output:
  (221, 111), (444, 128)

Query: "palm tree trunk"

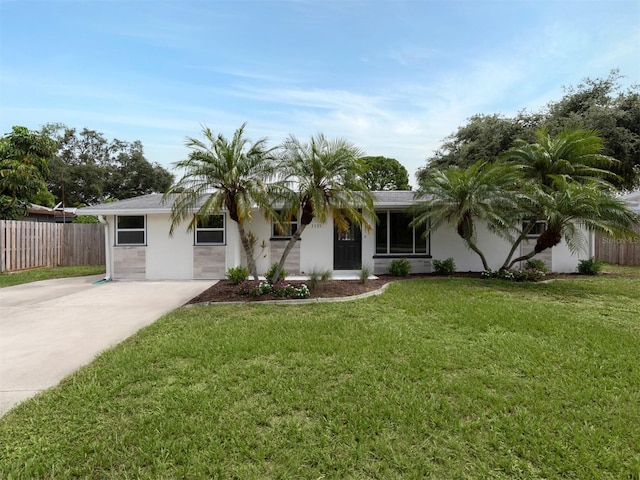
(507, 229), (562, 269)
(237, 222), (259, 281)
(272, 224), (307, 282)
(466, 238), (490, 271)
(501, 219), (539, 269)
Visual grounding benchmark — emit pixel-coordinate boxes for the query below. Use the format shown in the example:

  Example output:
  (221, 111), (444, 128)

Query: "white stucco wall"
(429, 220), (593, 273)
(551, 229), (594, 273)
(300, 219), (335, 273)
(146, 214), (193, 280)
(430, 221), (512, 272)
(105, 209), (594, 279)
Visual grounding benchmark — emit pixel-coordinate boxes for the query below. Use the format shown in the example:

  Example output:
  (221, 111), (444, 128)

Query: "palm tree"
(499, 127), (625, 268)
(270, 134), (375, 282)
(164, 123), (277, 280)
(412, 160), (523, 271)
(505, 179), (638, 267)
(500, 127), (618, 191)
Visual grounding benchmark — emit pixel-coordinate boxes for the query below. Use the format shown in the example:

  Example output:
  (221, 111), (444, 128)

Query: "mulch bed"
(185, 271), (593, 304)
(185, 273), (485, 304)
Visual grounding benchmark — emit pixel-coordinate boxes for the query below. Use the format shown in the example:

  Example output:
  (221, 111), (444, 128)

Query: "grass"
(1, 266), (639, 478)
(0, 265), (105, 288)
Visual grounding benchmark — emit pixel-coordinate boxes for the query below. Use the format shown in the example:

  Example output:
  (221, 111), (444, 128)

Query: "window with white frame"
(375, 211), (428, 255)
(272, 211), (298, 238)
(195, 215), (225, 245)
(524, 219), (547, 237)
(116, 215), (146, 245)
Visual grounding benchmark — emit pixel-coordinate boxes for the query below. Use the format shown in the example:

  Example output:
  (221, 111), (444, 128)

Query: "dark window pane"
(389, 212), (413, 253)
(376, 212), (388, 254)
(415, 221), (427, 253)
(197, 215), (224, 229)
(118, 230), (145, 245)
(273, 212), (298, 237)
(197, 230), (224, 244)
(117, 216), (145, 229)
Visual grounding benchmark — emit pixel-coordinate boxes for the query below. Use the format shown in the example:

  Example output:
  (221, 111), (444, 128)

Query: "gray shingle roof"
(79, 190), (423, 215)
(78, 194), (179, 215)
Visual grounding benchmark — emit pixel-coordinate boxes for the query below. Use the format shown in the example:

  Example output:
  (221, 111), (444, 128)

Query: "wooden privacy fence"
(0, 220), (105, 272)
(595, 225), (640, 266)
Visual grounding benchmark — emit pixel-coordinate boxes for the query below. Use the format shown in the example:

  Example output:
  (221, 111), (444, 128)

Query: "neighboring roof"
(27, 204), (77, 218)
(78, 191), (423, 216)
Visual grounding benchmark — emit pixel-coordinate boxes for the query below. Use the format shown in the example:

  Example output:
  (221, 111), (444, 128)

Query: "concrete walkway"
(0, 275), (211, 416)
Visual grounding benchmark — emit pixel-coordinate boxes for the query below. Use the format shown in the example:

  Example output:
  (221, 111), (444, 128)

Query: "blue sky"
(1, 0), (639, 185)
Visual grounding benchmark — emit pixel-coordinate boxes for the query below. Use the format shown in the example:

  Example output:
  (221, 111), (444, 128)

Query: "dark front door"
(334, 220), (362, 270)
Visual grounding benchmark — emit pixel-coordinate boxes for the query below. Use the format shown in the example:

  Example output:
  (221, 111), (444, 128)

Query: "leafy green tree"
(271, 134), (376, 282)
(107, 143), (174, 200)
(43, 125), (173, 206)
(165, 123), (277, 280)
(418, 70), (640, 190)
(0, 126), (57, 219)
(412, 161), (523, 271)
(360, 156), (411, 190)
(417, 113), (540, 181)
(544, 70), (640, 190)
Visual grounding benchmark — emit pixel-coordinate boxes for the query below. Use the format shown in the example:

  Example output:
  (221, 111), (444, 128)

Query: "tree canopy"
(419, 70), (640, 190)
(0, 126), (57, 219)
(271, 134), (375, 281)
(415, 128), (638, 271)
(165, 123), (278, 280)
(43, 124), (173, 206)
(360, 156), (411, 190)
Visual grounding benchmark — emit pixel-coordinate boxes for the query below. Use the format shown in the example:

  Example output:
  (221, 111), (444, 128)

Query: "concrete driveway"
(0, 275), (212, 416)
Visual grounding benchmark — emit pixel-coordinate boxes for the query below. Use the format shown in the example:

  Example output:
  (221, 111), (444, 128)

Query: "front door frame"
(333, 220), (362, 270)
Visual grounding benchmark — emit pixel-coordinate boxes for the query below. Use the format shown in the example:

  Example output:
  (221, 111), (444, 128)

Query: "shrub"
(293, 284), (310, 299)
(237, 280), (255, 295)
(482, 268), (546, 282)
(359, 265), (372, 285)
(226, 266), (249, 285)
(273, 282), (295, 298)
(389, 258), (411, 277)
(433, 258), (456, 275)
(265, 263), (287, 284)
(525, 259), (549, 274)
(308, 269), (332, 292)
(578, 257), (603, 275)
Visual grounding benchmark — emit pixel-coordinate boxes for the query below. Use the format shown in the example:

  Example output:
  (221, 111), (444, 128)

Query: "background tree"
(43, 124), (173, 206)
(543, 70), (640, 190)
(271, 134), (375, 282)
(419, 70), (640, 190)
(417, 113), (540, 182)
(360, 156), (411, 190)
(0, 126), (57, 219)
(165, 123), (277, 280)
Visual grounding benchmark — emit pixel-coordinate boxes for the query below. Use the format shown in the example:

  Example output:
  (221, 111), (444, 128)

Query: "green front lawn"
(0, 265), (105, 288)
(1, 267), (639, 478)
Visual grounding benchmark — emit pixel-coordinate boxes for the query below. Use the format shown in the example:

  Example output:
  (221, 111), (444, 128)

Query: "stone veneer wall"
(113, 247), (146, 280)
(269, 240), (300, 274)
(193, 245), (226, 279)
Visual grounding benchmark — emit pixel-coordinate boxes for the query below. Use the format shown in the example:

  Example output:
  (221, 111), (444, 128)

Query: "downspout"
(98, 215), (112, 281)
